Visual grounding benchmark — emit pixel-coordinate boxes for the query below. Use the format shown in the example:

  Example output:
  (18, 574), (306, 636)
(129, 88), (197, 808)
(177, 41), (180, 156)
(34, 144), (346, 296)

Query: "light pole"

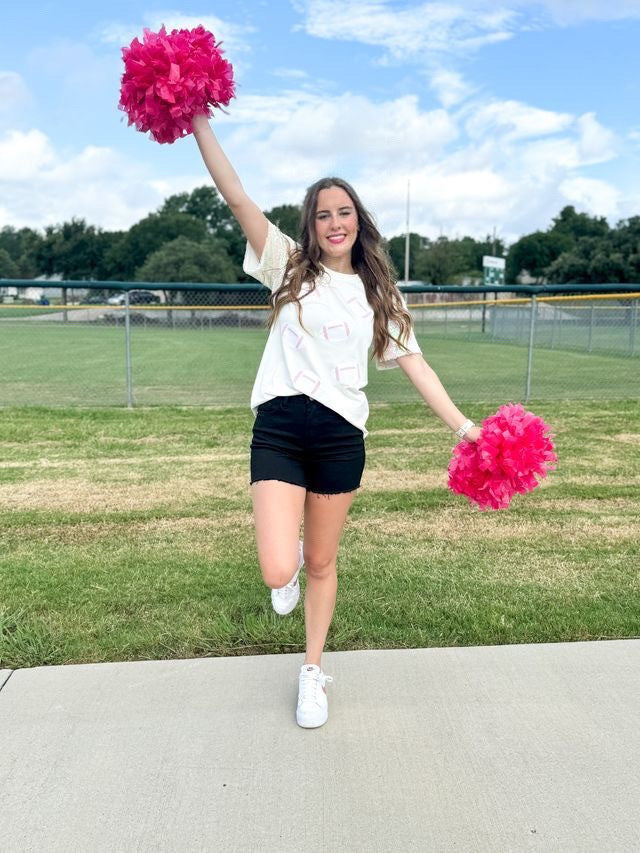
(404, 178), (410, 286)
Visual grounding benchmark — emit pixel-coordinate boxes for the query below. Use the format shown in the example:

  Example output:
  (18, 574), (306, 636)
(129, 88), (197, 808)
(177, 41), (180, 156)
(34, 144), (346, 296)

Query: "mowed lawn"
(3, 319), (639, 406)
(0, 399), (638, 669)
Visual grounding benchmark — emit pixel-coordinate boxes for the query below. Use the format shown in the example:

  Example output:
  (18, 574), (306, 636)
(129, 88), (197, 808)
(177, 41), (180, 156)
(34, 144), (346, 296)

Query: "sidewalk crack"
(0, 670), (15, 696)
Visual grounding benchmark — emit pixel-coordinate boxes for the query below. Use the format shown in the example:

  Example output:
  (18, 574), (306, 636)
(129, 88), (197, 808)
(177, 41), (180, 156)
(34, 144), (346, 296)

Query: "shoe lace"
(299, 671), (334, 704)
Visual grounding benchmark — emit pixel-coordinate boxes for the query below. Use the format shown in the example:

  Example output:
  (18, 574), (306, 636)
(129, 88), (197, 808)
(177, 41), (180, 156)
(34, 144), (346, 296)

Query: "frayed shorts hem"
(250, 477), (360, 496)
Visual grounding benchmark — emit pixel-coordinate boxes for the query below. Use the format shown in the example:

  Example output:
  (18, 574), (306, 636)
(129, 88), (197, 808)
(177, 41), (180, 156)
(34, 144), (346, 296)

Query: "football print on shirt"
(293, 369), (322, 396)
(322, 321), (351, 342)
(332, 362), (361, 386)
(281, 323), (305, 351)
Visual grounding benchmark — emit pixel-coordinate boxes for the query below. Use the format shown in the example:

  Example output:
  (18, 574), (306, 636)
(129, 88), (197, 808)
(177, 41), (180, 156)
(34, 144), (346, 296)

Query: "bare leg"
(251, 480), (306, 589)
(302, 490), (356, 668)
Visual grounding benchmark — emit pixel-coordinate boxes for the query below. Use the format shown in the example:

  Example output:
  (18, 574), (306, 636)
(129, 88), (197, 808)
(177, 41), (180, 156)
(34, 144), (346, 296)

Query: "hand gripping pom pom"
(118, 25), (235, 144)
(447, 403), (557, 511)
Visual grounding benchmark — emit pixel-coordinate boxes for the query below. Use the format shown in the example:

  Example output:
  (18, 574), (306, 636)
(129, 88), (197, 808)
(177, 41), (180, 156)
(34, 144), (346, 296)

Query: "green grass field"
(1, 399), (638, 669)
(3, 320), (639, 407)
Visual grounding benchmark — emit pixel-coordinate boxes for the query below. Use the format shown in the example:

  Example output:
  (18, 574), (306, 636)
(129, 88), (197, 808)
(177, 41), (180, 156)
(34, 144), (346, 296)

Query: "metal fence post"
(630, 299), (638, 357)
(587, 302), (595, 353)
(124, 291), (134, 408)
(525, 295), (536, 402)
(518, 305), (524, 343)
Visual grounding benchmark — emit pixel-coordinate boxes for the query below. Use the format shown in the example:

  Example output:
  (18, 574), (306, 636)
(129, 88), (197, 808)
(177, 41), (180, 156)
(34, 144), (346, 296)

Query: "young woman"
(192, 114), (481, 729)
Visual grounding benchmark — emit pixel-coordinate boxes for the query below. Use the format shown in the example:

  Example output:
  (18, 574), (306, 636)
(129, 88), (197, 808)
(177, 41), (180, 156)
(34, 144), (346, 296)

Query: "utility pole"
(482, 226), (497, 334)
(493, 225), (498, 306)
(404, 178), (410, 286)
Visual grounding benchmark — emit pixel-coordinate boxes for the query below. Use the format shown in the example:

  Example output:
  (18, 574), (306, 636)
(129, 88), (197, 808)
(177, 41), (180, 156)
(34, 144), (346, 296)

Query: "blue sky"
(2, 1), (640, 244)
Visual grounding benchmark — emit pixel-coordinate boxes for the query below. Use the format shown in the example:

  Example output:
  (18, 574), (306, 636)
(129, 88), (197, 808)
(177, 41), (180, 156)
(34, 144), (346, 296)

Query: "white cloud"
(210, 88), (623, 243)
(559, 177), (621, 217)
(0, 130), (56, 180)
(0, 84), (625, 245)
(515, 111), (617, 185)
(219, 91), (324, 126)
(294, 1), (518, 57)
(576, 112), (618, 163)
(219, 92), (458, 198)
(428, 69), (475, 108)
(99, 11), (254, 80)
(0, 129), (177, 231)
(296, 0), (640, 61)
(100, 11), (253, 50)
(465, 100), (573, 141)
(519, 137), (584, 178)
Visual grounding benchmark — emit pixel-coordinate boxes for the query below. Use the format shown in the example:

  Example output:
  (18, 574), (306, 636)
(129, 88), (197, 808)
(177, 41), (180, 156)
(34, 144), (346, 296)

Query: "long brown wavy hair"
(267, 177), (414, 362)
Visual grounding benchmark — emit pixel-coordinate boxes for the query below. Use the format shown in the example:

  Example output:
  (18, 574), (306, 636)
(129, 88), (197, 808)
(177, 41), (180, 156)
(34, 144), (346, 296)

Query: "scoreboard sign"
(482, 255), (505, 286)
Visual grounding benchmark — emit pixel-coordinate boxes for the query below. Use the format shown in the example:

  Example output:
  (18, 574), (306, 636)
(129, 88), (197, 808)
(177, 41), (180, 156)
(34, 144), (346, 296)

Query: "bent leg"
(252, 480), (306, 589)
(302, 489), (357, 667)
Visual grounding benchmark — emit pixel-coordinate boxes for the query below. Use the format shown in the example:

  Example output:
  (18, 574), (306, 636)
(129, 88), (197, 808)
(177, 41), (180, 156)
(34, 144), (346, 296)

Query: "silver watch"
(455, 418), (475, 439)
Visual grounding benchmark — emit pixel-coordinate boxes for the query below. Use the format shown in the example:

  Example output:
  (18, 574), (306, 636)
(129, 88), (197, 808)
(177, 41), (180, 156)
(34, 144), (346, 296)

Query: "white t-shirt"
(243, 220), (422, 437)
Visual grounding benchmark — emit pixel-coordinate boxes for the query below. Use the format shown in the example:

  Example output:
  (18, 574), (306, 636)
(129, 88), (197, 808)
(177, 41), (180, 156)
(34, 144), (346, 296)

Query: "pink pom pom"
(447, 403), (557, 511)
(118, 25), (235, 144)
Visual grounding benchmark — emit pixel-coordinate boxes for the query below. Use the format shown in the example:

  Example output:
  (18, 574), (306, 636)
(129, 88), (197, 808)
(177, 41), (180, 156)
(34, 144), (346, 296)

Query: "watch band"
(455, 418), (475, 439)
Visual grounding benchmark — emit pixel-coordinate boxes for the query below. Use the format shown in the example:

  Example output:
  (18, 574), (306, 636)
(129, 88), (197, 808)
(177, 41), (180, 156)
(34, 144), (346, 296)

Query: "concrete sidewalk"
(1, 639), (638, 852)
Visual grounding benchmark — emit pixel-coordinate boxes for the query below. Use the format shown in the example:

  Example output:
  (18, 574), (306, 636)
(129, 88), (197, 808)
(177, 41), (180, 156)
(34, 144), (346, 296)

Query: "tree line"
(1, 185), (639, 285)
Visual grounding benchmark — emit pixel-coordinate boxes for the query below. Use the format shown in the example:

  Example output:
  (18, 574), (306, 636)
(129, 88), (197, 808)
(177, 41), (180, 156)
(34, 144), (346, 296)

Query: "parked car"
(107, 290), (161, 306)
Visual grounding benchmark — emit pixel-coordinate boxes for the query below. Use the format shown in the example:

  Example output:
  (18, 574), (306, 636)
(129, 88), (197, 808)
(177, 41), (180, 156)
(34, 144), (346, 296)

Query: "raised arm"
(191, 114), (268, 258)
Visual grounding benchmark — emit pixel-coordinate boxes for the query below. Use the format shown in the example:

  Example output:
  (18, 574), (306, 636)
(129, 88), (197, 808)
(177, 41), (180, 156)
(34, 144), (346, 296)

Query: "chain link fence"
(2, 280), (639, 407)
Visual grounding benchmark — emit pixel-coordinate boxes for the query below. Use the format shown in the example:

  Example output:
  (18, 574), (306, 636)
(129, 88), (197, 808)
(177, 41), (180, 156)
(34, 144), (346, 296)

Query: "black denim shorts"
(250, 394), (365, 494)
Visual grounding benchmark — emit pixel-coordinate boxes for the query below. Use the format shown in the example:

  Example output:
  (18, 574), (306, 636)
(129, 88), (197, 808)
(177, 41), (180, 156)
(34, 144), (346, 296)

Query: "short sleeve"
(375, 291), (422, 370)
(242, 220), (297, 292)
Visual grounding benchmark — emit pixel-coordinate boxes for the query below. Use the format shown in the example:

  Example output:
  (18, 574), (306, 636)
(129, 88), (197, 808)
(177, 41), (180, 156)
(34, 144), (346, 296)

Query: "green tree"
(105, 213), (208, 281)
(135, 236), (236, 286)
(35, 218), (104, 279)
(587, 250), (627, 283)
(0, 226), (43, 277)
(94, 231), (127, 281)
(386, 233), (423, 281)
(159, 185), (246, 277)
(160, 185), (232, 233)
(0, 248), (19, 278)
(265, 204), (302, 240)
(611, 216), (640, 280)
(506, 231), (570, 283)
(550, 205), (609, 242)
(420, 237), (458, 286)
(545, 250), (590, 283)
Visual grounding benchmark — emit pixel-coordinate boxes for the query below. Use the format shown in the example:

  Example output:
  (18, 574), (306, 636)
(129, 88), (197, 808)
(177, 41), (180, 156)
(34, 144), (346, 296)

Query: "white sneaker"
(271, 540), (304, 616)
(296, 664), (334, 728)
